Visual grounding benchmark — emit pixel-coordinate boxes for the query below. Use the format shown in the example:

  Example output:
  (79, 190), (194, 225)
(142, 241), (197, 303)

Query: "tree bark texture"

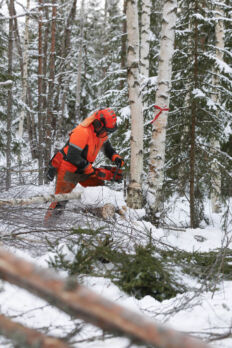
(0, 248), (212, 348)
(0, 313), (70, 348)
(27, 88), (39, 159)
(44, 0), (57, 170)
(75, 0), (85, 120)
(0, 190), (82, 207)
(38, 0), (44, 185)
(42, 4), (49, 119)
(18, 0), (30, 138)
(190, 0), (198, 228)
(126, 0), (144, 209)
(6, 0), (14, 190)
(120, 0), (127, 90)
(140, 0), (151, 78)
(148, 0), (177, 213)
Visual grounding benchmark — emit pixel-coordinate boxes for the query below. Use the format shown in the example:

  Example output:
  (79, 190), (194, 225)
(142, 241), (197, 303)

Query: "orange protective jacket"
(63, 123), (116, 175)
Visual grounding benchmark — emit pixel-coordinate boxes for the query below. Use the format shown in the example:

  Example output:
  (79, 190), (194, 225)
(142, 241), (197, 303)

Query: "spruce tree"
(165, 0), (232, 226)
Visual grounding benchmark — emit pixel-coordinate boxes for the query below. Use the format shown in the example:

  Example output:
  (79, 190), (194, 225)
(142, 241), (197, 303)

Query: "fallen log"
(0, 313), (70, 348)
(0, 248), (213, 348)
(0, 190), (82, 207)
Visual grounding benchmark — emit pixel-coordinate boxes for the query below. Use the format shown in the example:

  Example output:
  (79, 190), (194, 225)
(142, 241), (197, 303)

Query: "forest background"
(0, 0), (232, 226)
(0, 0), (232, 347)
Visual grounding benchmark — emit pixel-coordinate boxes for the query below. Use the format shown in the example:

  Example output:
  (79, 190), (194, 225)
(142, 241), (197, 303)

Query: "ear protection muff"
(92, 119), (105, 135)
(93, 109), (117, 136)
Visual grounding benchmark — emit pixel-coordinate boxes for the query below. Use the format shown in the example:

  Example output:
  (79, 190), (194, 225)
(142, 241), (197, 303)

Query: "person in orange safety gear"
(44, 108), (124, 224)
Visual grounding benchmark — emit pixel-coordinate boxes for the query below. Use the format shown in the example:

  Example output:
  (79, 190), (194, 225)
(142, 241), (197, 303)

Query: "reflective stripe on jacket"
(63, 124), (116, 173)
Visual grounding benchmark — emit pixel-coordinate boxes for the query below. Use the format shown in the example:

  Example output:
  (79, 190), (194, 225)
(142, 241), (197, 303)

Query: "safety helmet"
(94, 108), (117, 135)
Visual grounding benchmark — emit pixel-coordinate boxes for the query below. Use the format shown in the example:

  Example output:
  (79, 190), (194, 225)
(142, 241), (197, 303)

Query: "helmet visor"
(104, 124), (117, 133)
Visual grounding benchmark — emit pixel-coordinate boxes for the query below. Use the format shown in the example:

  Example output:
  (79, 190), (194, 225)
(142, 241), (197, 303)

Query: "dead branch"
(0, 190), (82, 207)
(0, 248), (213, 348)
(0, 313), (70, 347)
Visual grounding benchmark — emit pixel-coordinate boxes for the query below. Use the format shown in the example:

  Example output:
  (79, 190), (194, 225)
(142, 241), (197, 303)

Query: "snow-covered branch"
(0, 80), (13, 86)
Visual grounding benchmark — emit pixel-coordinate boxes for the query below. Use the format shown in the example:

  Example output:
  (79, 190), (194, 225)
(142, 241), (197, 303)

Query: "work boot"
(44, 200), (67, 226)
(54, 201), (67, 216)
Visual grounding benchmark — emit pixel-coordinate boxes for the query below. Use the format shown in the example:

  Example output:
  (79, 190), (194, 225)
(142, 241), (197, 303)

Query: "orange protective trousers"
(44, 160), (103, 223)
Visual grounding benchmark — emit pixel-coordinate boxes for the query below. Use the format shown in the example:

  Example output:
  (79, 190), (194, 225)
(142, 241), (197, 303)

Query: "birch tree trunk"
(75, 0), (85, 120)
(120, 0), (127, 90)
(140, 0), (151, 78)
(147, 0), (177, 214)
(210, 0), (225, 213)
(6, 0), (14, 190)
(18, 0), (30, 137)
(126, 0), (144, 209)
(38, 0), (44, 185)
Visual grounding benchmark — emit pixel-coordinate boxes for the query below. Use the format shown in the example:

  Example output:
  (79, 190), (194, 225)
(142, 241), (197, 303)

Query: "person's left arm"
(102, 140), (124, 167)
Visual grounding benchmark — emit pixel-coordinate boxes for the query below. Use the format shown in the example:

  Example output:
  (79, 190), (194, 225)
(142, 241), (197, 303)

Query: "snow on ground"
(0, 183), (232, 347)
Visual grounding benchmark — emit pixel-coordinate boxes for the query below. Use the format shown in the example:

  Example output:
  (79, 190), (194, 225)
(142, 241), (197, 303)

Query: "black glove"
(113, 154), (124, 168)
(46, 164), (57, 181)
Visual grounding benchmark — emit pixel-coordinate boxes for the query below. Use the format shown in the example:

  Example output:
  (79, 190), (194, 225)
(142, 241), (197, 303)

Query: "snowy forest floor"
(0, 179), (232, 348)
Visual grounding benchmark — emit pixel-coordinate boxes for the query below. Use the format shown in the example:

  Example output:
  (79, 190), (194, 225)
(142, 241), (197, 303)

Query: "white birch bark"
(210, 0), (225, 213)
(140, 0), (151, 78)
(126, 0), (144, 209)
(18, 0), (30, 137)
(0, 190), (82, 207)
(148, 0), (177, 213)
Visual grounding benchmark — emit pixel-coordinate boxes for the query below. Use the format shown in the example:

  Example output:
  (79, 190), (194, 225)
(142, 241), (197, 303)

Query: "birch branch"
(0, 313), (70, 348)
(0, 248), (213, 348)
(0, 190), (82, 207)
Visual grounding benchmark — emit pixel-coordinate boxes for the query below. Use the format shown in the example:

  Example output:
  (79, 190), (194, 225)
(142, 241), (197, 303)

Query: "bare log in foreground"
(0, 190), (82, 207)
(0, 248), (213, 348)
(0, 313), (70, 348)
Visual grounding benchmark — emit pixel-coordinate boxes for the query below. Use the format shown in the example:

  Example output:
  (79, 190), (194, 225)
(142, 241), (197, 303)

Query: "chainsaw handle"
(112, 162), (121, 181)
